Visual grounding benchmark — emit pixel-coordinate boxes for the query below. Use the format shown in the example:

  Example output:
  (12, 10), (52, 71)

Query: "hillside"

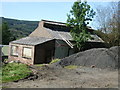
(1, 17), (39, 39)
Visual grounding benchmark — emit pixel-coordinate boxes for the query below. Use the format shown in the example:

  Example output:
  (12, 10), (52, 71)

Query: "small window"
(11, 45), (19, 56)
(23, 47), (32, 59)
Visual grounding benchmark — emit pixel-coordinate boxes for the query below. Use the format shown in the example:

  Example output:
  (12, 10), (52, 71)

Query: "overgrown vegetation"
(49, 59), (60, 64)
(66, 1), (95, 51)
(2, 63), (32, 83)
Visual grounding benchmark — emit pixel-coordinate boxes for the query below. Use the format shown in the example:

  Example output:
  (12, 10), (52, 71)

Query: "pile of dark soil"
(55, 46), (119, 69)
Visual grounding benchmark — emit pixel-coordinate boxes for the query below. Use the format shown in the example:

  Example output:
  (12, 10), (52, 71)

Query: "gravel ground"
(56, 46), (119, 69)
(2, 65), (118, 88)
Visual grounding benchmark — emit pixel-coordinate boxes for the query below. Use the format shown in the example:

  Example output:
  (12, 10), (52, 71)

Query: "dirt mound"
(55, 46), (119, 69)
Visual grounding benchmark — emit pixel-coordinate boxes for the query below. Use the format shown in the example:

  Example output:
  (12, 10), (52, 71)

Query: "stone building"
(8, 20), (104, 65)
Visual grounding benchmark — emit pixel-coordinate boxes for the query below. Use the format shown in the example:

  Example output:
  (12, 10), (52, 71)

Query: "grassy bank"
(2, 63), (32, 83)
(49, 59), (60, 64)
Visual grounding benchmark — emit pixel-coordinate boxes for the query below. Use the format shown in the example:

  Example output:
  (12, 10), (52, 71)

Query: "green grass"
(49, 59), (60, 64)
(2, 63), (32, 83)
(64, 65), (78, 69)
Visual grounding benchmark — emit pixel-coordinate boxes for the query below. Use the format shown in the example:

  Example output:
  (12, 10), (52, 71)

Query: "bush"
(2, 63), (32, 83)
(49, 59), (60, 64)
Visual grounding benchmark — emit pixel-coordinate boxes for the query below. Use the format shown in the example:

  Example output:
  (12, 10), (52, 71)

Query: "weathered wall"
(54, 40), (75, 59)
(69, 48), (76, 56)
(34, 46), (45, 64)
(8, 39), (76, 65)
(29, 21), (52, 38)
(34, 40), (55, 64)
(8, 43), (35, 65)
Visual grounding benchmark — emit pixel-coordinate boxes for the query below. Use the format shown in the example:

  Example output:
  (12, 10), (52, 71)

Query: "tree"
(66, 1), (95, 50)
(2, 22), (15, 45)
(95, 2), (120, 46)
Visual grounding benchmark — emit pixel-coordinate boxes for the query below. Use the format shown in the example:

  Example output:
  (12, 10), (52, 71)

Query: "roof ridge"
(41, 19), (66, 25)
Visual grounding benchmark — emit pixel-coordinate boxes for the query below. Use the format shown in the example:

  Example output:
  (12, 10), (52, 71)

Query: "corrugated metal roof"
(11, 37), (54, 45)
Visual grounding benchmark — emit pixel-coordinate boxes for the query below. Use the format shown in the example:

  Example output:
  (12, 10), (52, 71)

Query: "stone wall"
(8, 43), (35, 65)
